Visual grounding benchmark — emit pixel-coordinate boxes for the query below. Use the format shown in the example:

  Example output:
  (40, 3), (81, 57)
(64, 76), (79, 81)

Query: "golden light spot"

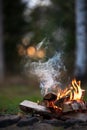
(27, 46), (36, 57)
(36, 49), (45, 59)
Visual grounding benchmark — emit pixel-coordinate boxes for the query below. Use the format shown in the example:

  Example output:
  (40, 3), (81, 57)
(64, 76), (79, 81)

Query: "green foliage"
(28, 0), (75, 55)
(3, 0), (76, 73)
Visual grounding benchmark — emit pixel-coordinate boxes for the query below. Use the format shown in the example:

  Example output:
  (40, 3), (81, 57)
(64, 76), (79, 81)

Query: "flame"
(70, 79), (83, 100)
(57, 79), (84, 101)
(43, 79), (85, 113)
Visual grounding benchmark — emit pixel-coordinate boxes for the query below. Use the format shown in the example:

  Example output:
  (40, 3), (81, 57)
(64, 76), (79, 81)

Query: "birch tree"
(74, 0), (87, 78)
(0, 0), (4, 80)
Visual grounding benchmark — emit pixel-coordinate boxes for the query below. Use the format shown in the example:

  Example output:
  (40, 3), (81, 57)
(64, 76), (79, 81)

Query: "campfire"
(43, 79), (86, 113)
(20, 79), (87, 119)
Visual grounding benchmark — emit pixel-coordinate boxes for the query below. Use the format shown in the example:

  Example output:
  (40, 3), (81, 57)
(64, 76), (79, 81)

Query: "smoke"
(25, 51), (66, 96)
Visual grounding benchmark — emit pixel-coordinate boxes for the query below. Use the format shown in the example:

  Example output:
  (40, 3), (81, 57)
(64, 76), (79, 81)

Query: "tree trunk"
(74, 0), (87, 79)
(0, 0), (4, 80)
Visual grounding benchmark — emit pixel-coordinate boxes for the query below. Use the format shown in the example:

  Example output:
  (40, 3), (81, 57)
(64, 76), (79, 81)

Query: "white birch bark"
(75, 0), (86, 77)
(0, 0), (4, 80)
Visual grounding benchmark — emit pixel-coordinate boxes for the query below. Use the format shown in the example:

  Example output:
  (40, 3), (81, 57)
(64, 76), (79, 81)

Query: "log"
(54, 95), (69, 108)
(62, 100), (87, 113)
(62, 101), (73, 112)
(43, 92), (57, 101)
(19, 100), (62, 118)
(20, 100), (51, 113)
(19, 100), (53, 118)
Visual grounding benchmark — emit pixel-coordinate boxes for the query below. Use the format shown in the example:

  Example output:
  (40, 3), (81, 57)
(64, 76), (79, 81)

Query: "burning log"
(43, 92), (57, 108)
(20, 79), (87, 119)
(20, 100), (62, 118)
(54, 95), (69, 108)
(62, 100), (87, 113)
(43, 92), (57, 101)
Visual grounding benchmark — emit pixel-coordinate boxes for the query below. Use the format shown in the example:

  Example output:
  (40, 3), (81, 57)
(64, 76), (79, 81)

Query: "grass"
(0, 83), (42, 114)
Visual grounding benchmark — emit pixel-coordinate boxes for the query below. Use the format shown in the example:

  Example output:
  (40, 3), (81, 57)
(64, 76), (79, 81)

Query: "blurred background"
(0, 0), (87, 114)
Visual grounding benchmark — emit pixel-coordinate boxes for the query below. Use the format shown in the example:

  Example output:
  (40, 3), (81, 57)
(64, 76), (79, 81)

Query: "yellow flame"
(57, 79), (84, 101)
(70, 79), (82, 100)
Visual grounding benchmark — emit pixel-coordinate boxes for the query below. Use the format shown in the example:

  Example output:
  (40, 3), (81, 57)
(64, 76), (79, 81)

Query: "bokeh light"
(27, 46), (36, 57)
(36, 49), (45, 59)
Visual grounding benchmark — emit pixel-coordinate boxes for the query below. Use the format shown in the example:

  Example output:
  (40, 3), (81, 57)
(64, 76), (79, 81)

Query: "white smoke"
(25, 51), (66, 96)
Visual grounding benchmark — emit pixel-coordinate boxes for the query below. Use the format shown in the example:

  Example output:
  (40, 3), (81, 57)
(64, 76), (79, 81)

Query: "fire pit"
(20, 79), (87, 120)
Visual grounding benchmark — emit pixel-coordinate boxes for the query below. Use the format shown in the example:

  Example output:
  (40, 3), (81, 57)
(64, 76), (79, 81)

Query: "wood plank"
(19, 100), (51, 115)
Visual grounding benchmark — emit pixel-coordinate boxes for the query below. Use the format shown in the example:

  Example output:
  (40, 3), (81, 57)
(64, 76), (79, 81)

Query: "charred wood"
(43, 92), (57, 101)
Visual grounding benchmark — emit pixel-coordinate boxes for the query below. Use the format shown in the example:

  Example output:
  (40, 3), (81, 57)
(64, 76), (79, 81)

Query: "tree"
(74, 0), (87, 79)
(26, 0), (75, 76)
(0, 0), (4, 80)
(3, 0), (28, 74)
(27, 0), (75, 51)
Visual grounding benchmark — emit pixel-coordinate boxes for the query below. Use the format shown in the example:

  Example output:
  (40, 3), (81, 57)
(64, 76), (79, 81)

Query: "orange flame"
(70, 79), (83, 100)
(57, 79), (84, 101)
(44, 79), (85, 113)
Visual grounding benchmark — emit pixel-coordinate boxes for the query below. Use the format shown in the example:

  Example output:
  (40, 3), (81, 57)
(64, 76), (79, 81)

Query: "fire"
(43, 79), (86, 114)
(70, 79), (82, 100)
(57, 79), (84, 101)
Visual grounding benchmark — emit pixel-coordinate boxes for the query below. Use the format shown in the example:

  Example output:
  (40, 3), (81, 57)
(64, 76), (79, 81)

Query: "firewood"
(19, 100), (62, 118)
(71, 101), (79, 110)
(20, 100), (51, 113)
(62, 101), (73, 112)
(43, 92), (57, 101)
(54, 95), (69, 108)
(78, 101), (87, 110)
(62, 100), (87, 113)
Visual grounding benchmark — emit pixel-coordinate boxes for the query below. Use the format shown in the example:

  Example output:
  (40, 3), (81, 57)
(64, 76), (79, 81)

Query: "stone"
(17, 116), (39, 127)
(42, 119), (64, 127)
(0, 115), (21, 128)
